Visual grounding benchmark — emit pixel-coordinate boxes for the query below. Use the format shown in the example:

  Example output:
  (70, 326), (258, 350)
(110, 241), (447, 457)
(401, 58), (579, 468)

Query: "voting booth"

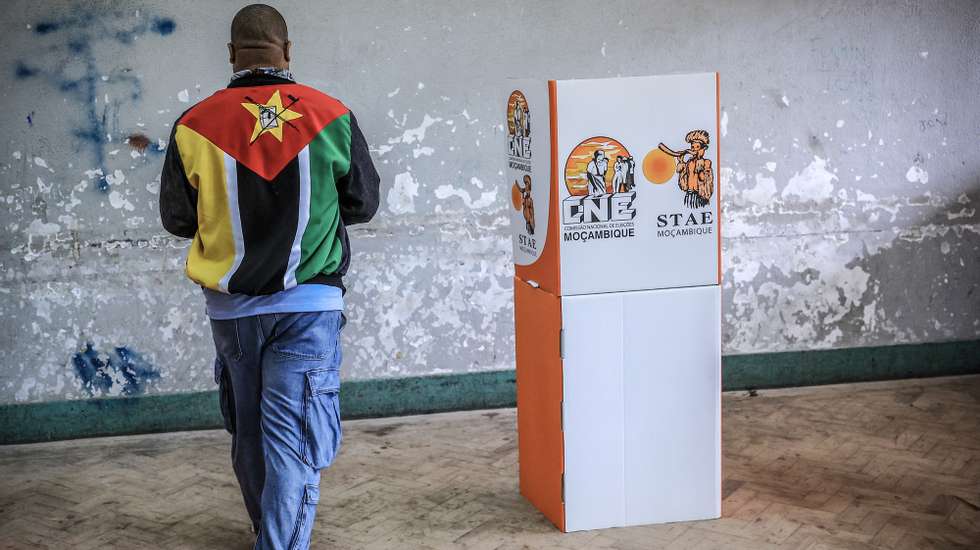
(506, 73), (722, 532)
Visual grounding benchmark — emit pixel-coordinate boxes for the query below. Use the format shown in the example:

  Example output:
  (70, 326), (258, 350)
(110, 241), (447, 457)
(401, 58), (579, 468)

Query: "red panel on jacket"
(178, 83), (349, 180)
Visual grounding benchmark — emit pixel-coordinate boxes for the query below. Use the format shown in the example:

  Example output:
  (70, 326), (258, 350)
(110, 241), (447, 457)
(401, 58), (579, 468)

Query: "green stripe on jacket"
(296, 113), (351, 282)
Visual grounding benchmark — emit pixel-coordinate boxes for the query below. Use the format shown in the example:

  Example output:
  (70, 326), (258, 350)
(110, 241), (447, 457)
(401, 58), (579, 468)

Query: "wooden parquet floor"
(1, 376), (978, 549)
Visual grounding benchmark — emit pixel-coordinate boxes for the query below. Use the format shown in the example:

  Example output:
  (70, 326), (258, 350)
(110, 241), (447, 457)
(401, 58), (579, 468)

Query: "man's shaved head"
(228, 4), (291, 71)
(231, 4), (288, 46)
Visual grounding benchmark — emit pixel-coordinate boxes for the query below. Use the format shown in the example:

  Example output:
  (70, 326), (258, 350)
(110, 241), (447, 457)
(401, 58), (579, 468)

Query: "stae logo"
(642, 129), (716, 239)
(656, 130), (715, 209)
(562, 136), (637, 243)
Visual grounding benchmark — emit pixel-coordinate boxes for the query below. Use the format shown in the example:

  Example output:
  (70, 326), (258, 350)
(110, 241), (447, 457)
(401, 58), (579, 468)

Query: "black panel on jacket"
(159, 120), (199, 239)
(228, 159), (301, 294)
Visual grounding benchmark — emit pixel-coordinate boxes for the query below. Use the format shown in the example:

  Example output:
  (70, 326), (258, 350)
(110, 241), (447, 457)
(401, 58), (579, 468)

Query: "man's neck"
(233, 62), (289, 72)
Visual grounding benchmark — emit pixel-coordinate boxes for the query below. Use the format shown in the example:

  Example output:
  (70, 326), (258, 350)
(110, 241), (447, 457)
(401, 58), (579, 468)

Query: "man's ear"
(283, 40), (291, 63)
(228, 43), (236, 65)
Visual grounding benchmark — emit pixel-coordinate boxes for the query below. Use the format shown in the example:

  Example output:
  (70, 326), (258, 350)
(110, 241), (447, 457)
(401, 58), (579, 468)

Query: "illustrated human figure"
(625, 156), (635, 191)
(659, 130), (713, 208)
(517, 174), (535, 234)
(586, 150), (608, 195)
(513, 103), (526, 137)
(613, 155), (628, 193)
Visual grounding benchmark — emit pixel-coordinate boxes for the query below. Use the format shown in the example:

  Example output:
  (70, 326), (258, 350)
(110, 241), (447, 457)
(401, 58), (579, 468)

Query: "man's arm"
(159, 123), (199, 239)
(338, 112), (380, 225)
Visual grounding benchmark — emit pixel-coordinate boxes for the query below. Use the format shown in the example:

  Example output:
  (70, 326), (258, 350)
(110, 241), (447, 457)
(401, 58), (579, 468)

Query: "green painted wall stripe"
(722, 339), (980, 391)
(0, 370), (517, 445)
(2, 339), (977, 445)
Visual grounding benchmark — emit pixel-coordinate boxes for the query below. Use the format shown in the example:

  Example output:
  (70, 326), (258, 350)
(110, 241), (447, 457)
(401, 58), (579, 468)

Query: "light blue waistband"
(203, 283), (344, 320)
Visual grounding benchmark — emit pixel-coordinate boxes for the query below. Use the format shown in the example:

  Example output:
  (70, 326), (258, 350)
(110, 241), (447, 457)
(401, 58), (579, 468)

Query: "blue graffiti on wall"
(14, 9), (176, 192)
(72, 342), (162, 397)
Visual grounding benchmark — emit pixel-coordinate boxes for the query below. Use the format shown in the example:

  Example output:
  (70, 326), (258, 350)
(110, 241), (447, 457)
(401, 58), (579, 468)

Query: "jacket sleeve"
(159, 122), (198, 239)
(337, 111), (381, 225)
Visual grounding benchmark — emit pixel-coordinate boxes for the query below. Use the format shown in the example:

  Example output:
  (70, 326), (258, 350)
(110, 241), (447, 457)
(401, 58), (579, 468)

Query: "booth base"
(514, 277), (565, 531)
(515, 278), (722, 532)
(561, 285), (722, 531)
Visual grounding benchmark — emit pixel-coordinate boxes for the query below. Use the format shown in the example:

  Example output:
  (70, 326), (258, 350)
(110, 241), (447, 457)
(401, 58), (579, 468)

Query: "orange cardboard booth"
(506, 73), (722, 532)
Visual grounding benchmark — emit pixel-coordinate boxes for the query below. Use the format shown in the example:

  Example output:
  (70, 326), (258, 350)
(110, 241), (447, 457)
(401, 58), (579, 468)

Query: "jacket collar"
(228, 67), (295, 88)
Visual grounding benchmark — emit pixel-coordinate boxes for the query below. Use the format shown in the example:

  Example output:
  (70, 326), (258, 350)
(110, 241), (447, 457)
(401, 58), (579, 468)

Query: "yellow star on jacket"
(241, 90), (303, 143)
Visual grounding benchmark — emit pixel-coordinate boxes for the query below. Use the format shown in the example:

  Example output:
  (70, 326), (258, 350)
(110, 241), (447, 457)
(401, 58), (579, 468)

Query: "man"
(586, 149), (608, 195)
(158, 5), (380, 548)
(625, 155), (635, 191)
(517, 174), (534, 234)
(512, 101), (525, 137)
(669, 129), (713, 208)
(612, 155), (626, 193)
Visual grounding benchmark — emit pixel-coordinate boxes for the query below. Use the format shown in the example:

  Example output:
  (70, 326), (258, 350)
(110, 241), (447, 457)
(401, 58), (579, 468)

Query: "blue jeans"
(210, 311), (345, 550)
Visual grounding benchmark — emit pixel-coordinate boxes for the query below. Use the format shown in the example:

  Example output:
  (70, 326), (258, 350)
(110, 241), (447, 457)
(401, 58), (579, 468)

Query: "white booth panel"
(622, 285), (721, 525)
(562, 286), (721, 531)
(506, 80), (553, 268)
(561, 293), (626, 531)
(555, 74), (720, 297)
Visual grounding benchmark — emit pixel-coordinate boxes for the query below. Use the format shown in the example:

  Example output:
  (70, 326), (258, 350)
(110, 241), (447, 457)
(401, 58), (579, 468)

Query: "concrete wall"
(1, 0), (977, 405)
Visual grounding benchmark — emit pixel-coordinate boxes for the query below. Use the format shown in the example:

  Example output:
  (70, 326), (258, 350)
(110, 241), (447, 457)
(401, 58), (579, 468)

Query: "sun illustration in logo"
(511, 182), (523, 210)
(507, 90), (530, 138)
(564, 137), (632, 196)
(642, 148), (676, 184)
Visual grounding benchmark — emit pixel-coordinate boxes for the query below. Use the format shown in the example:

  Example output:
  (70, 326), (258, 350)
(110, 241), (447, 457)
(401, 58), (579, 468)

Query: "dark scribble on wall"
(13, 8), (176, 192)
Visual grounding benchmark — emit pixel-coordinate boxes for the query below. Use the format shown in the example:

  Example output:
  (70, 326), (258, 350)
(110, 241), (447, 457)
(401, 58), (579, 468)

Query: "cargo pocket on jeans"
(302, 368), (342, 469)
(288, 484), (320, 550)
(214, 357), (235, 434)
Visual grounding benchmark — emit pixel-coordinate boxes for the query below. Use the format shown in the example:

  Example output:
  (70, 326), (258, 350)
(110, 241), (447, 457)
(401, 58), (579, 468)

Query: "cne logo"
(560, 136), (638, 243)
(507, 90), (531, 160)
(562, 136), (637, 225)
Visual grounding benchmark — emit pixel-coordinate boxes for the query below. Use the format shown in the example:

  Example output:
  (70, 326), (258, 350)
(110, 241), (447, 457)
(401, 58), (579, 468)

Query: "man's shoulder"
(291, 82), (348, 110)
(173, 90), (228, 127)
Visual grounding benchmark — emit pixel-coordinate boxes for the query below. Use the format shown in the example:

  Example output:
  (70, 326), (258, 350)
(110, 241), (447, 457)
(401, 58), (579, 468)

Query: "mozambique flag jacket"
(159, 73), (380, 295)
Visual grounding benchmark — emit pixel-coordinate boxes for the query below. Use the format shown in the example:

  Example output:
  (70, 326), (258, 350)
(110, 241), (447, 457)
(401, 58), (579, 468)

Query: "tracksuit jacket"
(159, 72), (380, 294)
